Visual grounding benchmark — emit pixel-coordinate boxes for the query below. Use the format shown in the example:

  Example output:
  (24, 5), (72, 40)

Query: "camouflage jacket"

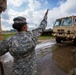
(0, 15), (47, 75)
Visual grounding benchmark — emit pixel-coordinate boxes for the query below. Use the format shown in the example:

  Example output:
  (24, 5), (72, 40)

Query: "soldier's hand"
(45, 9), (49, 16)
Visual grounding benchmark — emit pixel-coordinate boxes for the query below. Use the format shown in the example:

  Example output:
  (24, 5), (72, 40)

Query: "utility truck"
(53, 16), (76, 45)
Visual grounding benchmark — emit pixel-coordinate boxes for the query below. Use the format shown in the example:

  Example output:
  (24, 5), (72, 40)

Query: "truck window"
(62, 17), (72, 26)
(54, 19), (61, 26)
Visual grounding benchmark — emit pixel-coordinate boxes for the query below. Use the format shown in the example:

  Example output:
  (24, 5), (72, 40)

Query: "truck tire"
(73, 38), (76, 46)
(56, 37), (61, 43)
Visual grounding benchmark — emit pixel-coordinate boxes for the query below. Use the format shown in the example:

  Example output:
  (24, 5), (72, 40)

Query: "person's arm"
(28, 9), (49, 44)
(0, 37), (10, 56)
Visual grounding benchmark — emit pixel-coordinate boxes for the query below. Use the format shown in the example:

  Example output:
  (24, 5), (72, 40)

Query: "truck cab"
(53, 16), (76, 45)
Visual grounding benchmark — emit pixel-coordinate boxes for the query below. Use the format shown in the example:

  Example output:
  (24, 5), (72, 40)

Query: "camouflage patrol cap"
(13, 16), (28, 24)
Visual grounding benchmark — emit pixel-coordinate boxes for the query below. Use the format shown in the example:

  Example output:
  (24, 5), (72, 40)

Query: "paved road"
(37, 53), (67, 75)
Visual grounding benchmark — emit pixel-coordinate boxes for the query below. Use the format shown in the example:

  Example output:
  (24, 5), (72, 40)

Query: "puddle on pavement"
(36, 42), (55, 58)
(36, 42), (55, 49)
(52, 42), (76, 73)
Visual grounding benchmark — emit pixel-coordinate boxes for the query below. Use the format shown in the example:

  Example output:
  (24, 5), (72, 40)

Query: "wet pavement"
(52, 41), (76, 74)
(0, 41), (68, 75)
(37, 53), (67, 75)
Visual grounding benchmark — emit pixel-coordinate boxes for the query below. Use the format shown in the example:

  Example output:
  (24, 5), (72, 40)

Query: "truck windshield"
(54, 19), (61, 26)
(62, 17), (72, 26)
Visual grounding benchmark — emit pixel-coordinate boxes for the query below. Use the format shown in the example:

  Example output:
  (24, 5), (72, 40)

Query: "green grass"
(2, 33), (14, 40)
(2, 33), (54, 40)
(39, 35), (55, 40)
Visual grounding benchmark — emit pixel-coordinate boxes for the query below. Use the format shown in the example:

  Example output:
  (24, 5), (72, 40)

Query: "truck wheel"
(73, 38), (76, 46)
(56, 37), (61, 43)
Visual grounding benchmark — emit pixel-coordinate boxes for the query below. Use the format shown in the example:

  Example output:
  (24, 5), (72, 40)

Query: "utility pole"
(0, 0), (7, 75)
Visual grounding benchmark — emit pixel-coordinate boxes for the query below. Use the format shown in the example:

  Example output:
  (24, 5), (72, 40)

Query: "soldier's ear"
(23, 25), (27, 29)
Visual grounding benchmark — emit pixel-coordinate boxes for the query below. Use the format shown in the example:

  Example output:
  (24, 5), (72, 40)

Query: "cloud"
(2, 10), (10, 20)
(1, 0), (76, 30)
(44, 0), (48, 6)
(59, 0), (76, 14)
(28, 0), (41, 11)
(7, 0), (28, 7)
(1, 20), (12, 30)
(48, 0), (76, 28)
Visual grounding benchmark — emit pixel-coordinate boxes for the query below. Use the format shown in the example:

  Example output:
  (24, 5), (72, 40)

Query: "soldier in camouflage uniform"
(0, 9), (48, 75)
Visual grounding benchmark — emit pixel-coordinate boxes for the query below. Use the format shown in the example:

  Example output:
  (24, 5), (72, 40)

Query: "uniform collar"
(18, 31), (26, 34)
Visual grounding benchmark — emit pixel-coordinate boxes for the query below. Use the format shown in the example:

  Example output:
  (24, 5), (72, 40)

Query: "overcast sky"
(1, 0), (76, 30)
